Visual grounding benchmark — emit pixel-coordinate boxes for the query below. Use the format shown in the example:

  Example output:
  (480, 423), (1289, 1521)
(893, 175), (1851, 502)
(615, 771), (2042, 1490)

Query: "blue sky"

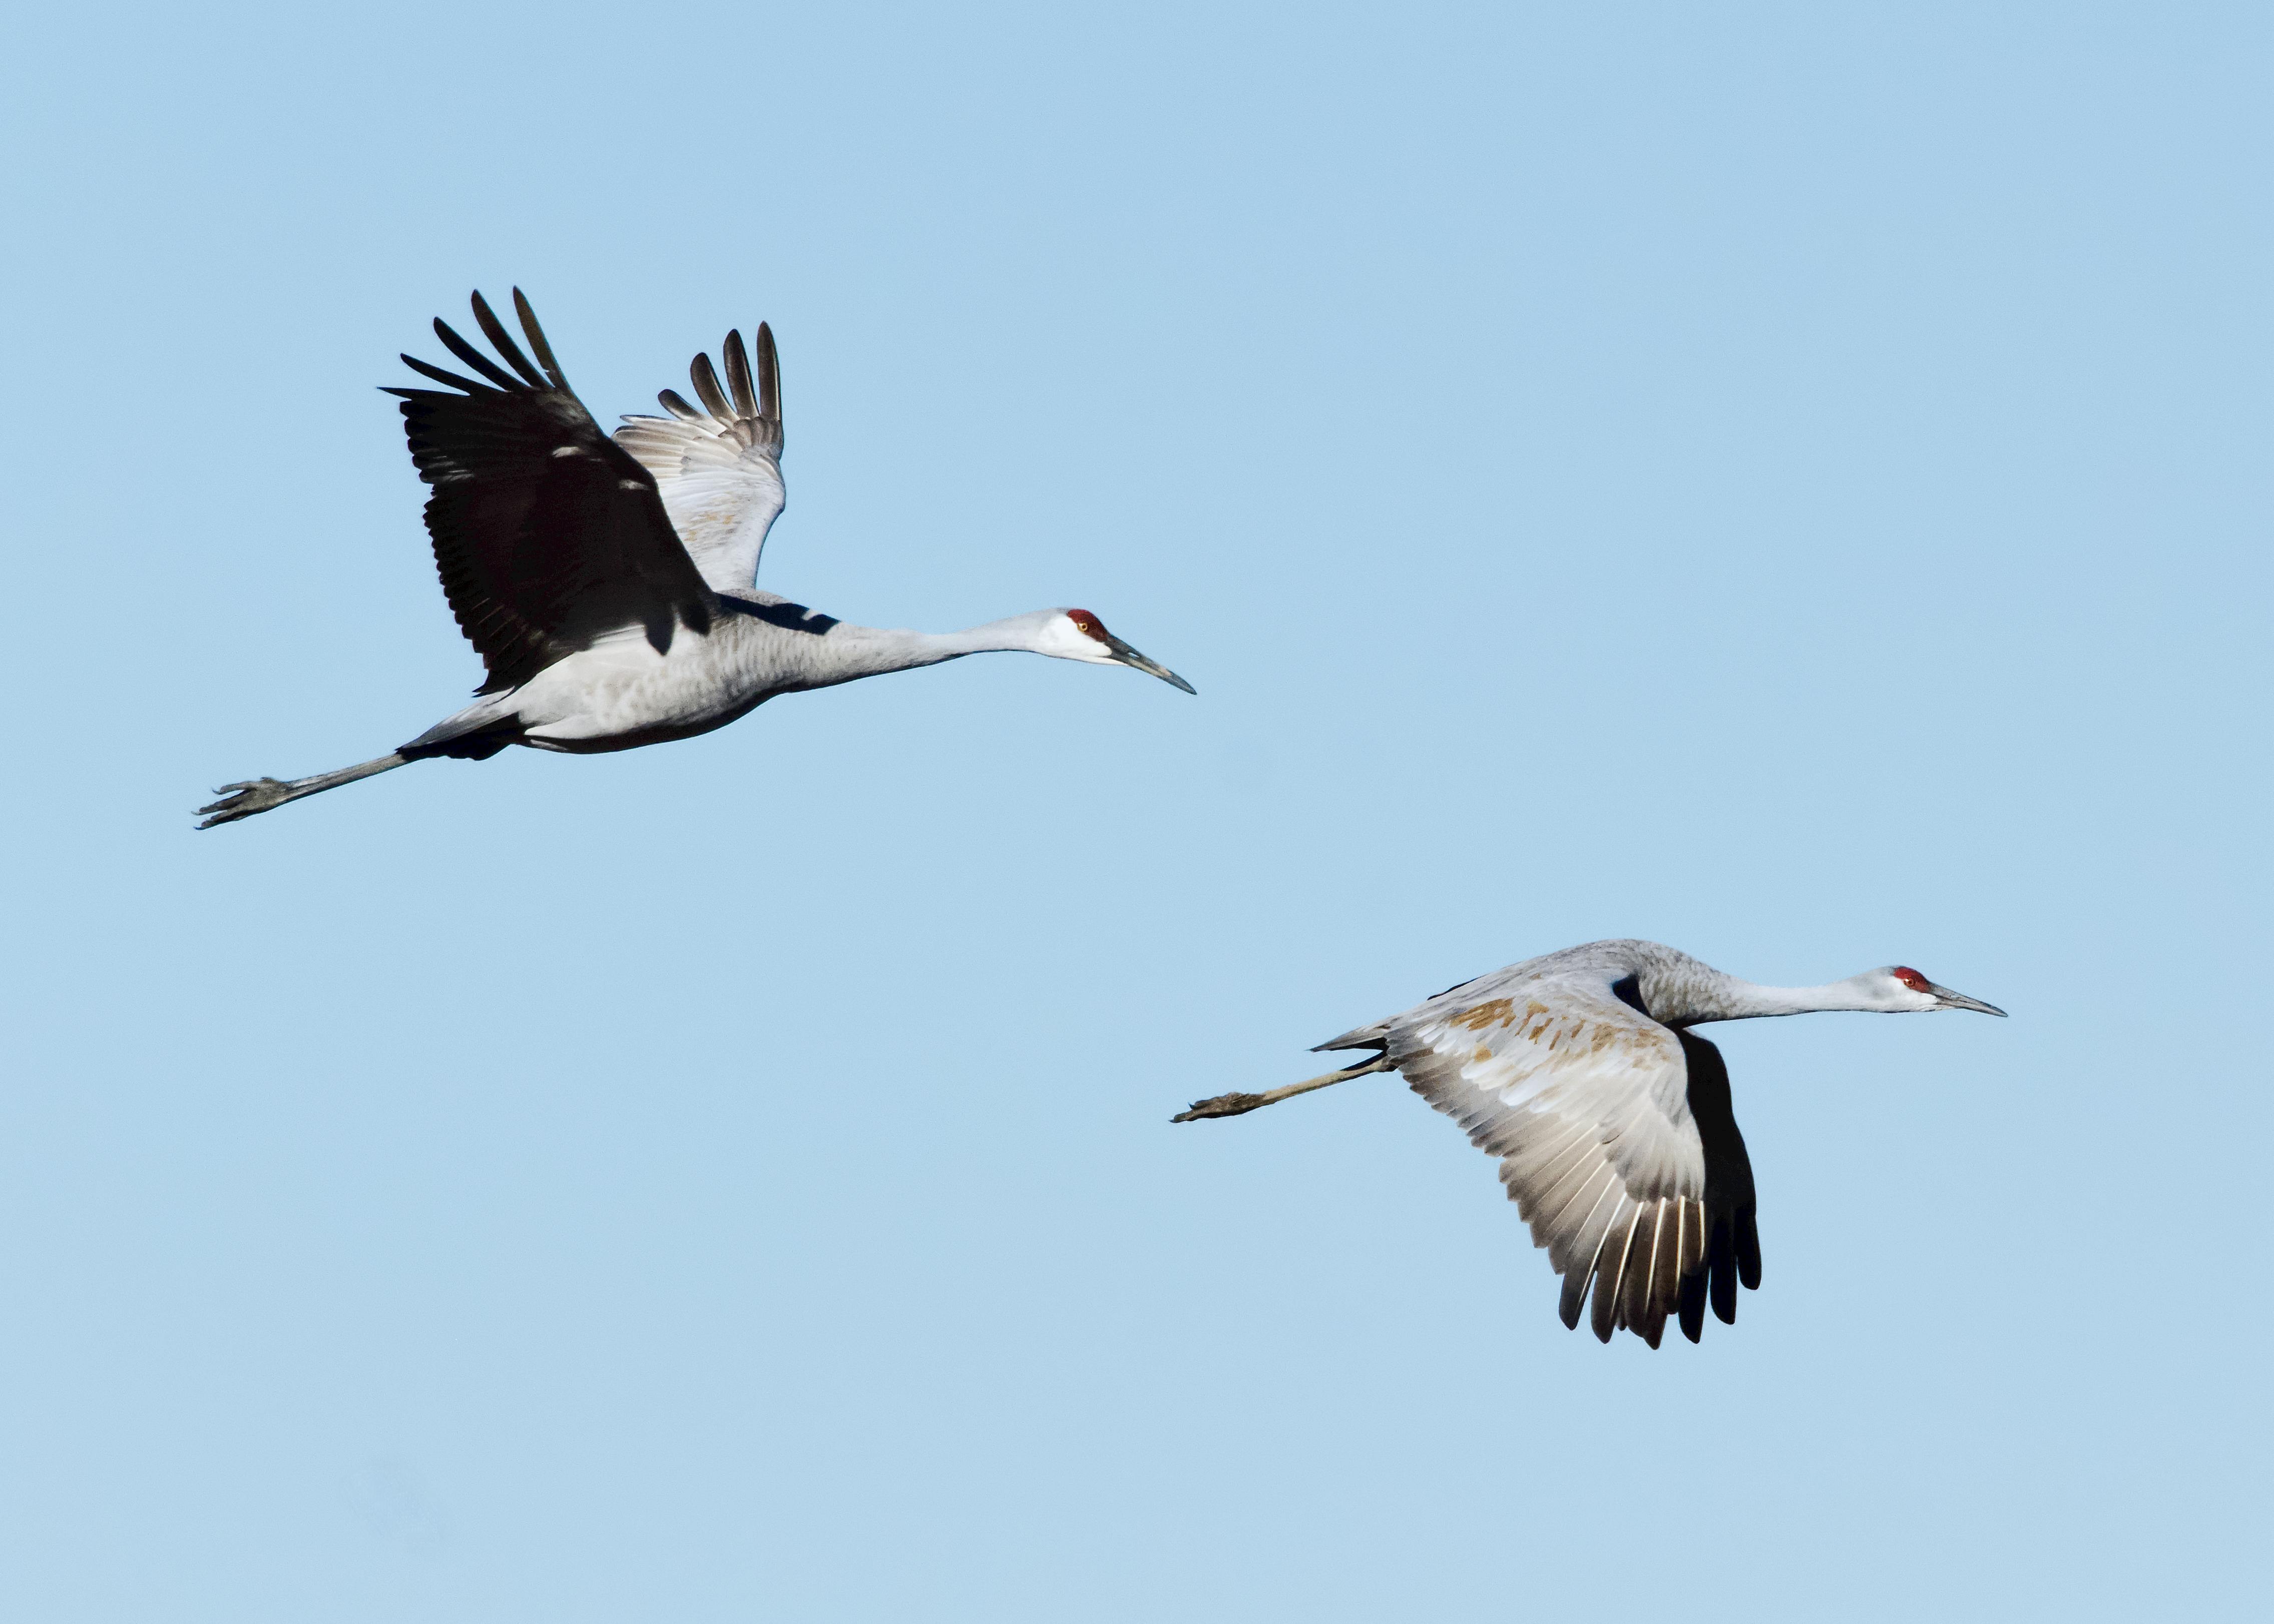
(2, 2), (2267, 1618)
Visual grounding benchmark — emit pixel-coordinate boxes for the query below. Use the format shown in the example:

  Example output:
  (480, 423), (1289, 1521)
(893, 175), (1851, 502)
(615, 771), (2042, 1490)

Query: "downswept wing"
(386, 290), (714, 695)
(614, 325), (785, 595)
(1357, 970), (1759, 1346)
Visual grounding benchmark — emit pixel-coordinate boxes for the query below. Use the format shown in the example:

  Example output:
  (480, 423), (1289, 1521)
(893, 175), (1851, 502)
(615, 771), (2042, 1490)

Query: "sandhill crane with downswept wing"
(1175, 939), (2004, 1346)
(199, 290), (1191, 827)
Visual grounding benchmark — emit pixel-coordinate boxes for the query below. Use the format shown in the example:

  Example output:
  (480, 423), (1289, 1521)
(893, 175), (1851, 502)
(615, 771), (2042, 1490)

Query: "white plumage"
(199, 290), (1190, 827)
(612, 335), (786, 596)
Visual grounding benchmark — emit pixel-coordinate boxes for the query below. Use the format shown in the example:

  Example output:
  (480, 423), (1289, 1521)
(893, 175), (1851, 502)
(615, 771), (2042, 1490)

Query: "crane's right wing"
(1352, 971), (1759, 1347)
(614, 325), (785, 595)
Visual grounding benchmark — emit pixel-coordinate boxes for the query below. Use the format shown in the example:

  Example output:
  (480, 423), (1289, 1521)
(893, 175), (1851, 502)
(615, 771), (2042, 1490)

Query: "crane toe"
(196, 779), (296, 827)
(1172, 1092), (1268, 1122)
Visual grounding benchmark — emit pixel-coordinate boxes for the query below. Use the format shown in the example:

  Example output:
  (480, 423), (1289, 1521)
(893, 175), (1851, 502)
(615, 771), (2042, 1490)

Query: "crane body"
(199, 291), (1190, 827)
(398, 600), (1133, 759)
(1177, 939), (2004, 1347)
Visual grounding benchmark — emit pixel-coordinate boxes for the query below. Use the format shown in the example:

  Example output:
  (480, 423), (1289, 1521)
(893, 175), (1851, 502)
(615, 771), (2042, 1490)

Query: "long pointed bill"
(1103, 631), (1195, 694)
(1929, 982), (2008, 1016)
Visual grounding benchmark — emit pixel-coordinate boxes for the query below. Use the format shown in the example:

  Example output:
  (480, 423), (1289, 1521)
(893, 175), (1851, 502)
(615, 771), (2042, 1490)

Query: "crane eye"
(1067, 610), (1108, 642)
(1891, 966), (1931, 991)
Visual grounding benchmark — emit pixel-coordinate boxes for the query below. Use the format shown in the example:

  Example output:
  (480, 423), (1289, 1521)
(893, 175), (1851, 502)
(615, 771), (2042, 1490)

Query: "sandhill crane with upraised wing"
(1175, 939), (2004, 1346)
(198, 290), (1191, 827)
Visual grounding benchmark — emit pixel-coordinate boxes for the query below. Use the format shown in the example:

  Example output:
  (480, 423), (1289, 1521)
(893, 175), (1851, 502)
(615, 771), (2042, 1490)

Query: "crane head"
(1873, 965), (2008, 1015)
(1040, 610), (1196, 693)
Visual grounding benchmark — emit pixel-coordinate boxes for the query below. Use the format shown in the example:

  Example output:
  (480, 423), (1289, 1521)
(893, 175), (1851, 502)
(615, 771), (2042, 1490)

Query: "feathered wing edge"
(383, 290), (714, 694)
(1333, 986), (1761, 1348)
(395, 288), (572, 398)
(1673, 1030), (1763, 1337)
(656, 322), (780, 439)
(614, 325), (786, 595)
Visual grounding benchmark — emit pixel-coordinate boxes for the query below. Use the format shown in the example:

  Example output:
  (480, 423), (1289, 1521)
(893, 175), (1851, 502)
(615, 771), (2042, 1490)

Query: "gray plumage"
(1181, 939), (2006, 1347)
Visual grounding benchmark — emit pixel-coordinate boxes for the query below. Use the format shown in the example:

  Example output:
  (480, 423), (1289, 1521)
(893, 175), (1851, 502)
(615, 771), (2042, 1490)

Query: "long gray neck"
(784, 617), (1049, 687)
(1644, 967), (1884, 1025)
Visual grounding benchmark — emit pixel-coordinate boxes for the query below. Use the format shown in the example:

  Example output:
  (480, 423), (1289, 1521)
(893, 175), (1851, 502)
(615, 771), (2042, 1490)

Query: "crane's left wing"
(386, 290), (715, 696)
(1334, 970), (1758, 1347)
(614, 326), (785, 595)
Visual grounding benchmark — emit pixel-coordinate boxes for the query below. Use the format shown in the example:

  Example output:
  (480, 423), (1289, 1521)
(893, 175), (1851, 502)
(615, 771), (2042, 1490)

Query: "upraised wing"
(385, 290), (714, 695)
(614, 325), (785, 596)
(1328, 970), (1759, 1346)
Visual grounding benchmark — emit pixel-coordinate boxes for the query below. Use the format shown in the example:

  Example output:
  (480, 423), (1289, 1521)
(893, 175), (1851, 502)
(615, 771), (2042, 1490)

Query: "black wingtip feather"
(432, 318), (523, 390)
(398, 353), (497, 394)
(722, 330), (756, 418)
(755, 323), (780, 419)
(1678, 1266), (1707, 1342)
(1737, 1210), (1761, 1291)
(469, 290), (549, 390)
(512, 288), (569, 390)
(689, 351), (732, 422)
(1709, 1215), (1739, 1325)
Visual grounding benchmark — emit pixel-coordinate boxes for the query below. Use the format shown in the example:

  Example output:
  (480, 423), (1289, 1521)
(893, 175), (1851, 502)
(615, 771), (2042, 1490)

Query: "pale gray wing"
(614, 324), (784, 594)
(1383, 972), (1756, 1346)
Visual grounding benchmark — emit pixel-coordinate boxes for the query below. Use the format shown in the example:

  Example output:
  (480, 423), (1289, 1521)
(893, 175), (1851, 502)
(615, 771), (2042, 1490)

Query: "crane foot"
(197, 778), (300, 828)
(1172, 1092), (1267, 1122)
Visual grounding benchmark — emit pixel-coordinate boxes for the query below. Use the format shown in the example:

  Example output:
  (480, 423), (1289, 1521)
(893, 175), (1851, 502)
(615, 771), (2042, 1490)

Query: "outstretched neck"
(1648, 969), (1886, 1025)
(798, 615), (1057, 685)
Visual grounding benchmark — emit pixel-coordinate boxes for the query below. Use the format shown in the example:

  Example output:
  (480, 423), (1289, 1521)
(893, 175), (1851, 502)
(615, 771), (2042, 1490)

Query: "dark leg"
(196, 753), (412, 828)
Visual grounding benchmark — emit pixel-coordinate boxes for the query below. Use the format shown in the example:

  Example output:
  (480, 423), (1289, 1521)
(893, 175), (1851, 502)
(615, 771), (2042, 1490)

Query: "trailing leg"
(196, 753), (413, 828)
(1172, 1056), (1392, 1122)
